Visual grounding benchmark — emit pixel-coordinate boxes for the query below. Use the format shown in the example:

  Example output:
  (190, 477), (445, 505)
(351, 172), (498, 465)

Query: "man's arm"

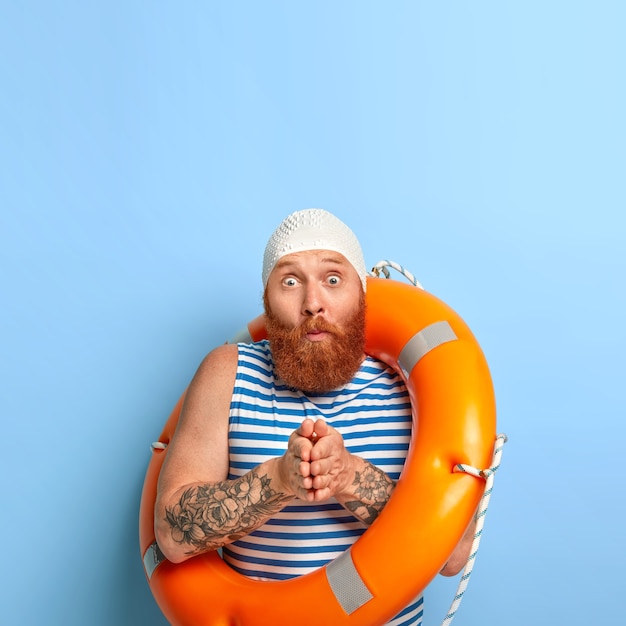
(339, 462), (395, 525)
(158, 460), (294, 562)
(439, 514), (478, 576)
(154, 344), (325, 563)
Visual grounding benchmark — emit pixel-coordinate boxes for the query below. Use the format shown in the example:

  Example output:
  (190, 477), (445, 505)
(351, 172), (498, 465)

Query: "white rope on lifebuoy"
(440, 433), (508, 626)
(369, 259), (424, 289)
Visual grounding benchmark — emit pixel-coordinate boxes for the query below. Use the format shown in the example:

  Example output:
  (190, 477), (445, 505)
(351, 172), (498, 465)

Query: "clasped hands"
(280, 418), (354, 502)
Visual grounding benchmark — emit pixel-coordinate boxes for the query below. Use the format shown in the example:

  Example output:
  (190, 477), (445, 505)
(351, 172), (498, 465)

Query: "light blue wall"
(1, 3), (624, 625)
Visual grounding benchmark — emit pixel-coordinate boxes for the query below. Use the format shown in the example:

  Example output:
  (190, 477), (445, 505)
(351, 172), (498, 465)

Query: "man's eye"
(283, 277), (297, 287)
(328, 275), (341, 285)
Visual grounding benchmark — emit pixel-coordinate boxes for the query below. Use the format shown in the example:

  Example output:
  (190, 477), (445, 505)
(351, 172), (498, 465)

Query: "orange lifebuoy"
(139, 277), (497, 626)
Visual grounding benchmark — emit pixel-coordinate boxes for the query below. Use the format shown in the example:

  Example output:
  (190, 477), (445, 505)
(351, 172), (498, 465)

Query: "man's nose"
(302, 283), (324, 316)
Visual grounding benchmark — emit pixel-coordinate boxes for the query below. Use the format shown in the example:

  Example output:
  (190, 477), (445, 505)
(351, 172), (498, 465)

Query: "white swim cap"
(262, 209), (367, 291)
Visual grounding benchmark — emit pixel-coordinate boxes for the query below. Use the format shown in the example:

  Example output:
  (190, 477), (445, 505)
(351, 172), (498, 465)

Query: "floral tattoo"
(344, 463), (395, 525)
(164, 472), (291, 555)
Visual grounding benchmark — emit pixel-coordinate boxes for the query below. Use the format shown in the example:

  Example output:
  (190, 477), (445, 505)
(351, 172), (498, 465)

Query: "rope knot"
(452, 433), (507, 480)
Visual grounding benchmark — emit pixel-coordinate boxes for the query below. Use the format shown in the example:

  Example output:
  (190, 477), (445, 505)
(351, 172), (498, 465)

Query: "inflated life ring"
(139, 276), (497, 626)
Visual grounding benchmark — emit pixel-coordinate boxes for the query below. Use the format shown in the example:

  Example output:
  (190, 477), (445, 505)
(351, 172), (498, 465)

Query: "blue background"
(1, 2), (624, 625)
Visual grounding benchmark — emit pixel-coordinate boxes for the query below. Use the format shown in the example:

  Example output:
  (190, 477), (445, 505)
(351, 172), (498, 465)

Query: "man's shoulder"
(197, 342), (239, 377)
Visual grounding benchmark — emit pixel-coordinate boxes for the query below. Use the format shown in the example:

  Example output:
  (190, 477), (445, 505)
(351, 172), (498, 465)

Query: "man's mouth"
(304, 328), (330, 342)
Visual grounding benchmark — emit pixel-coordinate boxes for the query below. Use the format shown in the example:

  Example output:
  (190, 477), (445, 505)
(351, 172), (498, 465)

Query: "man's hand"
(279, 418), (353, 502)
(308, 419), (354, 501)
(278, 418), (318, 501)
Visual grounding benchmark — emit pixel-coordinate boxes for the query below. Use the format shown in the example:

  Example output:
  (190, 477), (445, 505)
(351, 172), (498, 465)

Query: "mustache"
(297, 317), (342, 336)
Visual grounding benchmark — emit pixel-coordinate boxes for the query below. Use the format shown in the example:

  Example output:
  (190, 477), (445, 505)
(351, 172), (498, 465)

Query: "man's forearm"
(337, 459), (395, 526)
(158, 462), (293, 561)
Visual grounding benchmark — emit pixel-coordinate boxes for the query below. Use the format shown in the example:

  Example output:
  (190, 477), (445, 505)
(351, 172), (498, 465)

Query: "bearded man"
(155, 209), (473, 626)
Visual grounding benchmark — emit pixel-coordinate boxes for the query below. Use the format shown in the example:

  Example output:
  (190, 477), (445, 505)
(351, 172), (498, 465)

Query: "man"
(155, 209), (475, 626)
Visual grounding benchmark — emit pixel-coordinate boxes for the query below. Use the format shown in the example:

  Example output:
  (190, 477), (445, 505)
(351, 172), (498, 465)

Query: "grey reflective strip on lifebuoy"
(398, 320), (458, 377)
(326, 549), (374, 615)
(143, 542), (166, 580)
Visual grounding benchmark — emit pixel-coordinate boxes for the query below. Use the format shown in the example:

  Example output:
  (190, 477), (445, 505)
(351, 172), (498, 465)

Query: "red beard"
(264, 294), (366, 394)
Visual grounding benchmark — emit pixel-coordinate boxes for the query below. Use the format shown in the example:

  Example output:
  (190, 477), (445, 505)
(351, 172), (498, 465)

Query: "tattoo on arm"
(164, 471), (292, 556)
(343, 463), (395, 526)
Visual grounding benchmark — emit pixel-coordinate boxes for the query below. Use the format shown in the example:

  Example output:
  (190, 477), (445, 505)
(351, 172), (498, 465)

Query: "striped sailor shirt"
(223, 340), (424, 626)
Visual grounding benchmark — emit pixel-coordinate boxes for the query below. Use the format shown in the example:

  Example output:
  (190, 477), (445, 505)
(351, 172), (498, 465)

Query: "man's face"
(264, 249), (366, 393)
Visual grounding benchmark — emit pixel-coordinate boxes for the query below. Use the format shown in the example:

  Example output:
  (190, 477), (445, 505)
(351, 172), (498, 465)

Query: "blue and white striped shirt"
(224, 340), (424, 626)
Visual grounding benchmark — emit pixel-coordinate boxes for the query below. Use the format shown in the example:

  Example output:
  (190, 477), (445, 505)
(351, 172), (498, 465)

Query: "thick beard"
(264, 293), (366, 394)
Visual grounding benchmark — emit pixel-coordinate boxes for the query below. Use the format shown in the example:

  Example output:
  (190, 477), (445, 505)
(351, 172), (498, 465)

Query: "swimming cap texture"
(262, 209), (367, 291)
